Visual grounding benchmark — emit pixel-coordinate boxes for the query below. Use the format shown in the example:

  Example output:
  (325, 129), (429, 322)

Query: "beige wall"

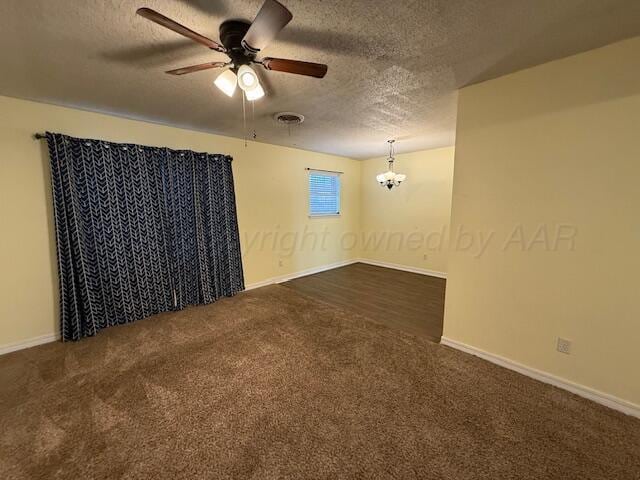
(360, 147), (454, 274)
(0, 95), (361, 347)
(444, 37), (640, 406)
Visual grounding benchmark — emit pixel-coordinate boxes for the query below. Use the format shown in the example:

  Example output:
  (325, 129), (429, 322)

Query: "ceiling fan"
(137, 0), (328, 101)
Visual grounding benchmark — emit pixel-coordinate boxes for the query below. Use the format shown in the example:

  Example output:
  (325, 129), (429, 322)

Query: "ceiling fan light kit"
(237, 65), (258, 91)
(137, 0), (328, 103)
(245, 83), (265, 101)
(213, 69), (238, 98)
(377, 140), (407, 190)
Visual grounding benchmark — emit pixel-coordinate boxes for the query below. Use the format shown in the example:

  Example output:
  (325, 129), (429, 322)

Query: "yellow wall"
(360, 147), (454, 274)
(0, 95), (361, 347)
(444, 37), (640, 406)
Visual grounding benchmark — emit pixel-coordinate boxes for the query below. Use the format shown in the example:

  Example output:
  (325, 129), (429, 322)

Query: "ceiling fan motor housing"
(219, 20), (254, 68)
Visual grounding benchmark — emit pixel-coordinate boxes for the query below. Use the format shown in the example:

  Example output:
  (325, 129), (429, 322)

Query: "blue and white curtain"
(46, 133), (244, 341)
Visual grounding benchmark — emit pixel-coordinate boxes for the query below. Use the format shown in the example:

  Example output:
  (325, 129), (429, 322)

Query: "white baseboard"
(440, 337), (640, 419)
(0, 333), (58, 356)
(244, 259), (359, 291)
(357, 258), (447, 279)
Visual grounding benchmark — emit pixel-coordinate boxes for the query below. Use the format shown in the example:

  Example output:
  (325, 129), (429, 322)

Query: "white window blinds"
(308, 170), (341, 216)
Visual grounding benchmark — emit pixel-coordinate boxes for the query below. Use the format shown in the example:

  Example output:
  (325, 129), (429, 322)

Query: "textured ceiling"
(1, 0), (639, 158)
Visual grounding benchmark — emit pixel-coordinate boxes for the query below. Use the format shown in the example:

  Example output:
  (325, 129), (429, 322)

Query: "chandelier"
(376, 140), (406, 190)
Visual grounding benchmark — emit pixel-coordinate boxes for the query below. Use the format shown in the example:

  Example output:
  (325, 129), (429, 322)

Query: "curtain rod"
(305, 167), (343, 174)
(31, 136), (346, 173)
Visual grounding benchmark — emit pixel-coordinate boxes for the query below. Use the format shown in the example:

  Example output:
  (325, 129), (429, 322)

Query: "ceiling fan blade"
(137, 7), (225, 52)
(242, 0), (292, 53)
(261, 58), (328, 78)
(166, 62), (228, 75)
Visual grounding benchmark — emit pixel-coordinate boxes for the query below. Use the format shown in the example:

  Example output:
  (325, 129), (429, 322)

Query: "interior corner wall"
(443, 36), (640, 406)
(359, 147), (455, 275)
(0, 95), (361, 347)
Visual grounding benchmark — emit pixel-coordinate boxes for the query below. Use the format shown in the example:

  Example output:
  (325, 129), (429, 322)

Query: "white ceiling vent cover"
(274, 112), (305, 125)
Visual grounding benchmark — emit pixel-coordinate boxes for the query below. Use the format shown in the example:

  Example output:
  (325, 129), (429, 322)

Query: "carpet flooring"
(1, 285), (638, 479)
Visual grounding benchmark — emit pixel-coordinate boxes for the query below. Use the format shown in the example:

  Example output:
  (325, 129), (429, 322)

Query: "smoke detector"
(274, 112), (305, 125)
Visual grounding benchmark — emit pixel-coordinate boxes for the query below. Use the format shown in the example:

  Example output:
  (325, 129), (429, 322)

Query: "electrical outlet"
(423, 253), (428, 261)
(557, 337), (572, 355)
(278, 259), (283, 267)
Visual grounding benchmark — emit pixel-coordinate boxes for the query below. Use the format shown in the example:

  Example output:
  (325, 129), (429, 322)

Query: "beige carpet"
(1, 285), (638, 479)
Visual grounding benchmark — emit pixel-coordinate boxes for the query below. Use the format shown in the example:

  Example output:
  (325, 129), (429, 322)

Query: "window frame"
(307, 169), (342, 218)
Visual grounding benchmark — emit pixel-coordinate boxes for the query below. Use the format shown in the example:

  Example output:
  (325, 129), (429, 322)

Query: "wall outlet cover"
(557, 337), (572, 355)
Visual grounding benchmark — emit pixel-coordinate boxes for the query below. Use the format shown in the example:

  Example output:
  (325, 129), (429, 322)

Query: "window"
(308, 170), (341, 216)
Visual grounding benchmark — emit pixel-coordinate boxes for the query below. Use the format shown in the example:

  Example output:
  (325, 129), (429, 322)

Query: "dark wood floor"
(281, 262), (446, 342)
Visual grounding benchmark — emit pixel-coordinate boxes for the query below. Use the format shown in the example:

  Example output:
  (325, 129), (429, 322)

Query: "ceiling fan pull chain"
(242, 90), (247, 147)
(252, 101), (257, 140)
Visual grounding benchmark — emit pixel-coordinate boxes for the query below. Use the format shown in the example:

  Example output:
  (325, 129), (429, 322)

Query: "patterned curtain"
(162, 148), (245, 309)
(46, 133), (244, 341)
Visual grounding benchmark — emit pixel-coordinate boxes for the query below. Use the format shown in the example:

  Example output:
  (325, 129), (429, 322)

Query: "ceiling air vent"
(274, 112), (305, 125)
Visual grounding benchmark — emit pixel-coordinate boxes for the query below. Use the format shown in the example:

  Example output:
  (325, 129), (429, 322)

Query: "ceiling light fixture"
(214, 69), (238, 97)
(376, 140), (406, 190)
(245, 83), (265, 101)
(237, 65), (259, 91)
(137, 2), (329, 106)
(214, 65), (264, 101)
